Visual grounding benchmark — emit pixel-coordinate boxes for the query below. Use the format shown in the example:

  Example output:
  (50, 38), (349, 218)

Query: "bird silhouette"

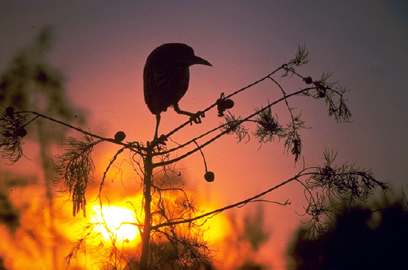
(143, 43), (212, 142)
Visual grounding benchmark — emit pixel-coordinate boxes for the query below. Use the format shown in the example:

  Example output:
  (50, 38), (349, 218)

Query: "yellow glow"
(90, 205), (139, 243)
(204, 214), (232, 242)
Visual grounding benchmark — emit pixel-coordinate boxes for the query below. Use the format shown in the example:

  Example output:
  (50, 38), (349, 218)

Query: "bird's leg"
(153, 113), (160, 141)
(173, 103), (205, 124)
(151, 113), (167, 147)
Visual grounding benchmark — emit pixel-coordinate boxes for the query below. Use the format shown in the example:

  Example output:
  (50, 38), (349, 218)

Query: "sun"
(90, 205), (139, 243)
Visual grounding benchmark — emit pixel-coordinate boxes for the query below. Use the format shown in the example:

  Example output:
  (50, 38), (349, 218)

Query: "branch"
(152, 154), (387, 234)
(153, 87), (312, 167)
(151, 174), (302, 230)
(161, 66), (285, 140)
(16, 110), (146, 153)
(97, 147), (126, 225)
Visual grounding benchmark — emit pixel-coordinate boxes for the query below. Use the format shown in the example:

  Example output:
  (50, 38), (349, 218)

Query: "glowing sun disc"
(91, 205), (138, 242)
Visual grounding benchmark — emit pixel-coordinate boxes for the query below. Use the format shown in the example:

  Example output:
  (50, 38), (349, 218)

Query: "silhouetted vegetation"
(288, 193), (408, 270)
(236, 261), (265, 270)
(0, 191), (19, 232)
(0, 29), (387, 269)
(0, 257), (6, 270)
(0, 26), (85, 270)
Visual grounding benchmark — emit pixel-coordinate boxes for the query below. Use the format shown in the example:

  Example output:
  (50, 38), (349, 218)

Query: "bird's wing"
(144, 65), (189, 114)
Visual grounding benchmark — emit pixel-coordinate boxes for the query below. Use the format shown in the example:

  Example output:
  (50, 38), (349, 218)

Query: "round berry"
(224, 99), (235, 109)
(304, 76), (313, 84)
(204, 171), (215, 182)
(114, 131), (126, 142)
(5, 107), (14, 117)
(17, 128), (27, 137)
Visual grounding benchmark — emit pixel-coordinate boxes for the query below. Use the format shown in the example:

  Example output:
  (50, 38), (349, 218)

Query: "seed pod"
(204, 171), (215, 182)
(217, 98), (234, 117)
(303, 76), (313, 84)
(17, 128), (27, 137)
(5, 107), (14, 118)
(223, 99), (234, 109)
(114, 131), (126, 142)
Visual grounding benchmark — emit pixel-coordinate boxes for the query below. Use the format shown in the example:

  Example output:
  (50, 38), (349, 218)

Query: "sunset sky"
(1, 1), (408, 269)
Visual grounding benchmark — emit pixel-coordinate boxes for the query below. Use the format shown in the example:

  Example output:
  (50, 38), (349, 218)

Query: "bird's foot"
(151, 134), (167, 149)
(189, 111), (205, 125)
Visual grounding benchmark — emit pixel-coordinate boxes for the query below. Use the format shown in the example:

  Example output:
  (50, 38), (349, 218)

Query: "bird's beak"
(192, 55), (212, 67)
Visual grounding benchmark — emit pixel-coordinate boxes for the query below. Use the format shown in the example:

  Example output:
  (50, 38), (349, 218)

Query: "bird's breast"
(144, 66), (190, 114)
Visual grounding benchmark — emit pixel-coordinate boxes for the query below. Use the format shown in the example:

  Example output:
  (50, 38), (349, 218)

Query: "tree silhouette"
(225, 205), (270, 269)
(0, 189), (19, 232)
(0, 37), (388, 269)
(0, 26), (85, 270)
(287, 193), (408, 270)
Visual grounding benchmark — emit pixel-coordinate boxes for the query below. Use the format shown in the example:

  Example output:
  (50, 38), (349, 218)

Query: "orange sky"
(1, 1), (408, 269)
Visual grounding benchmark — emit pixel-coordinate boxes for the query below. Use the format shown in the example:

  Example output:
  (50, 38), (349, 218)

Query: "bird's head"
(159, 43), (212, 68)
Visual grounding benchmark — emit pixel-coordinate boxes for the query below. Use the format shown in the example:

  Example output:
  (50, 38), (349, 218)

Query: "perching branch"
(153, 86), (315, 167)
(152, 55), (350, 167)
